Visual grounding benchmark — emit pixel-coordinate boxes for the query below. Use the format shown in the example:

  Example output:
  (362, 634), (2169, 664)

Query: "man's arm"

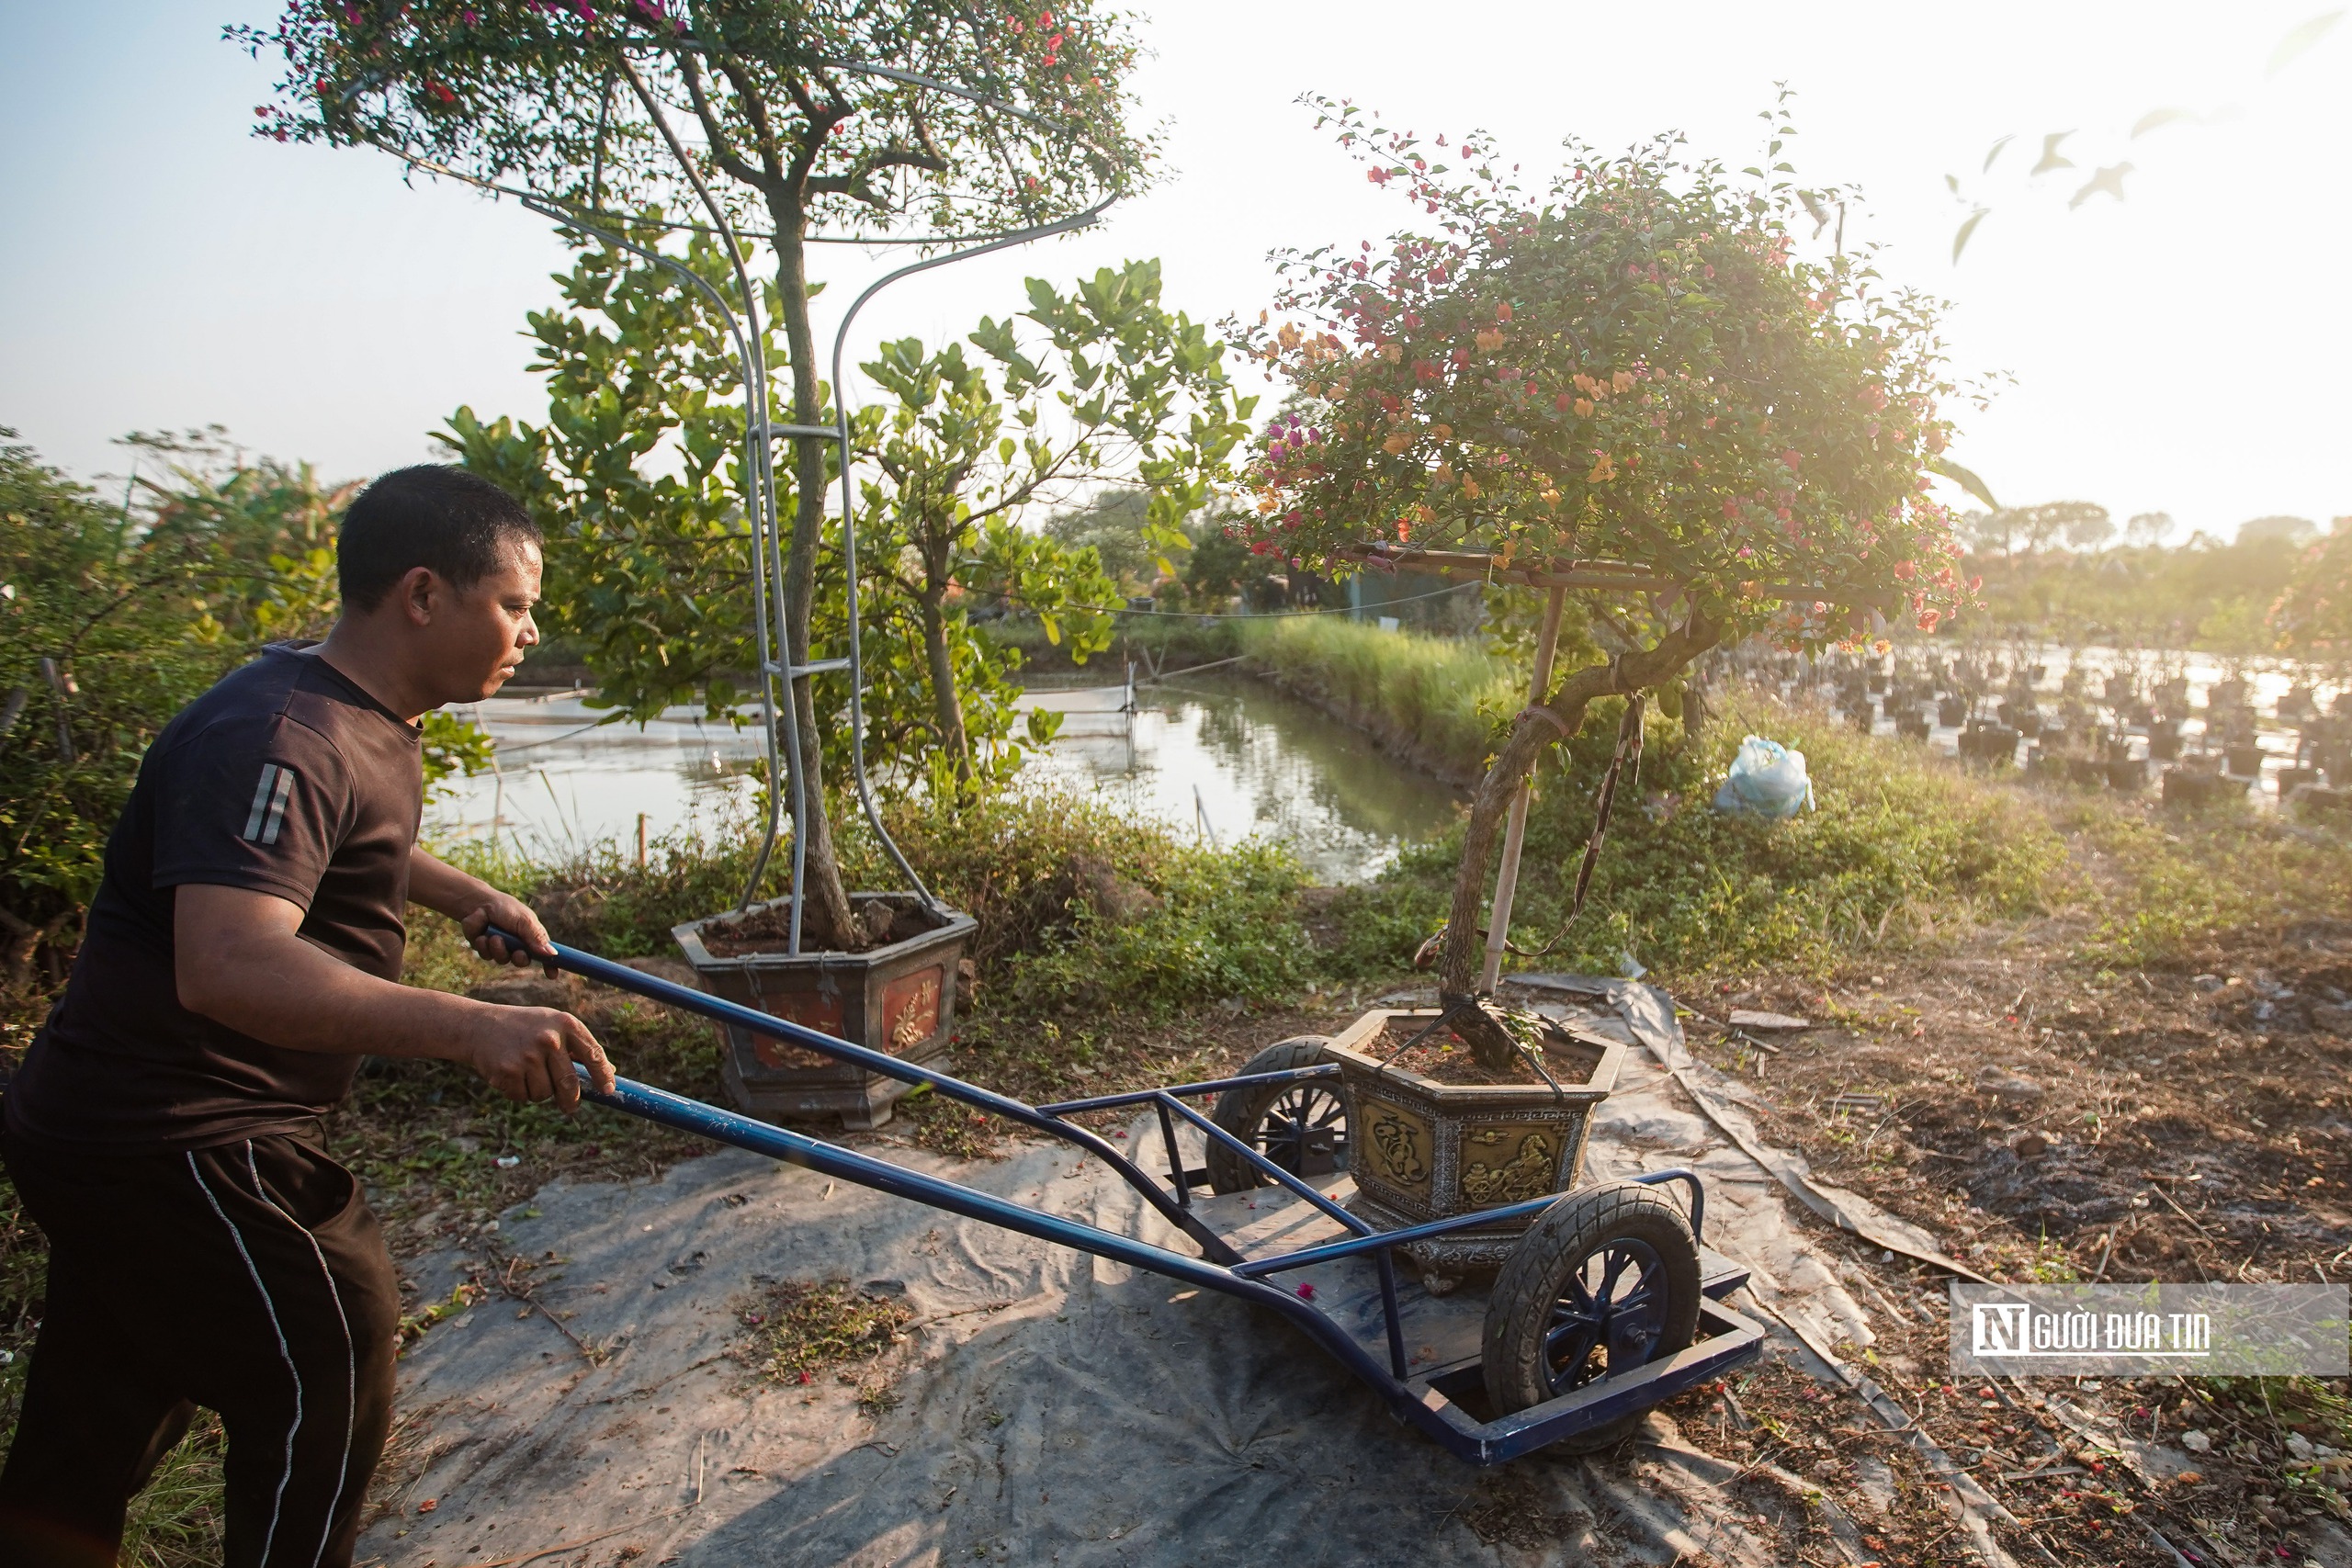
(173, 883), (614, 1108)
(407, 846), (557, 970)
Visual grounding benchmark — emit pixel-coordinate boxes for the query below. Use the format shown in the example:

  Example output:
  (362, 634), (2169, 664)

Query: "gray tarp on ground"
(367, 989), (1921, 1568)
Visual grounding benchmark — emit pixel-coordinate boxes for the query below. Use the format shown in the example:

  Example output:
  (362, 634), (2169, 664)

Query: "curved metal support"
(516, 194), (787, 915)
(826, 191), (1120, 907)
(616, 63), (806, 935)
(354, 78), (1124, 928)
(1630, 1167), (1707, 1245)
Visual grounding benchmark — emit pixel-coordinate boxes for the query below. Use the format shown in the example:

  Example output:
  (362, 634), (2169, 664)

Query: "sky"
(3, 2), (2346, 542)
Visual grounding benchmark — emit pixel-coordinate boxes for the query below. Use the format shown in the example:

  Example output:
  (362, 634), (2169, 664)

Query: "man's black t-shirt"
(6, 644), (424, 1152)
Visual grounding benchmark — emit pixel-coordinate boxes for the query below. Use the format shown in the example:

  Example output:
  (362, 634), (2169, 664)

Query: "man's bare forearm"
(408, 847), (501, 923)
(174, 883), (611, 1106)
(181, 910), (488, 1059)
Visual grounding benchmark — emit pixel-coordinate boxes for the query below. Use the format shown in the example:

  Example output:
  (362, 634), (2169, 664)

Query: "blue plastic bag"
(1713, 735), (1815, 818)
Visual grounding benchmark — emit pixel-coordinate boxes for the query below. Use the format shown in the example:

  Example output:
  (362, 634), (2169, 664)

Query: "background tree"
(1043, 489), (1161, 593)
(2238, 514), (2320, 547)
(1233, 101), (1964, 1055)
(2060, 503), (2115, 551)
(0, 431), (486, 992)
(242, 0), (1159, 945)
(2125, 510), (2175, 548)
(1961, 508), (2013, 557)
(854, 258), (1252, 778)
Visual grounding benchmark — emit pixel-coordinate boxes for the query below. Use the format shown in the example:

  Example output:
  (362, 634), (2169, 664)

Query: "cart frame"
(515, 932), (1763, 1465)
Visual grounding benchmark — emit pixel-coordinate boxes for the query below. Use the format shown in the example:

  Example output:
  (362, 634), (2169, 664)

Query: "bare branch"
(673, 53), (775, 196)
(710, 54), (786, 185)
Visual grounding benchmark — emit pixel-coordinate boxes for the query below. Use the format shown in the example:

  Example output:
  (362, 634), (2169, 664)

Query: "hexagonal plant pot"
(1320, 1008), (1624, 1280)
(673, 894), (976, 1131)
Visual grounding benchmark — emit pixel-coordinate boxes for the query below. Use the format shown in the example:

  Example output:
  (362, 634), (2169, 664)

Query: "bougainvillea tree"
(1232, 99), (1973, 1055)
(235, 0), (1154, 946)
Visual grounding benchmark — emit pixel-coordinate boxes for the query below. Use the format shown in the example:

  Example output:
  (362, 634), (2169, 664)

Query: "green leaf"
(1951, 208), (1989, 262)
(1928, 455), (1998, 510)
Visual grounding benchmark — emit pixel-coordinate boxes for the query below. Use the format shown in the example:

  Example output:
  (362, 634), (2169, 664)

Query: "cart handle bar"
(490, 928), (1255, 1260)
(491, 930), (1384, 1257)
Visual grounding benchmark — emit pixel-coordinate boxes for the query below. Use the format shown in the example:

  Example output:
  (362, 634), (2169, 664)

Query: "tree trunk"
(914, 580), (971, 784)
(767, 214), (861, 948)
(1436, 613), (1722, 1068)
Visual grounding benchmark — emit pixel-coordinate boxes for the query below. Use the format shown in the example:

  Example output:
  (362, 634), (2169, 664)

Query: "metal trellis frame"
(350, 48), (1122, 950)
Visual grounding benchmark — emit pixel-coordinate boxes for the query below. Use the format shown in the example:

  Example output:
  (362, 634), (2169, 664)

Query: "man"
(0, 465), (614, 1568)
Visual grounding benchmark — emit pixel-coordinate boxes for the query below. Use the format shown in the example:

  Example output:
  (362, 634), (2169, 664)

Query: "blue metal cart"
(517, 934), (1764, 1464)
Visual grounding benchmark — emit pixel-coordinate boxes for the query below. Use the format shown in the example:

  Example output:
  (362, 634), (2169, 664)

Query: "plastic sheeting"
(369, 984), (1996, 1567)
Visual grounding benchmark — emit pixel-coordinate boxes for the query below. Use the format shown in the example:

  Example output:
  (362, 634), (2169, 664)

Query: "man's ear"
(398, 566), (441, 626)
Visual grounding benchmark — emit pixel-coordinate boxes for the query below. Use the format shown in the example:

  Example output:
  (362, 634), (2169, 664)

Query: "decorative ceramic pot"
(673, 894), (976, 1130)
(1318, 1008), (1623, 1279)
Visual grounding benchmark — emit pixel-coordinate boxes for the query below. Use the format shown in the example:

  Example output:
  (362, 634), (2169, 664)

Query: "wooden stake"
(1482, 586), (1566, 992)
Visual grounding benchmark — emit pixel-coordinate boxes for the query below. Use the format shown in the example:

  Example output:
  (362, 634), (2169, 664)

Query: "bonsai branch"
(1435, 609), (1721, 1067)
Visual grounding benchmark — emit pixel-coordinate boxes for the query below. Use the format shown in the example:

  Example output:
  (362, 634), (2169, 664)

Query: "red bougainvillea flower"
(1225, 96), (1970, 652)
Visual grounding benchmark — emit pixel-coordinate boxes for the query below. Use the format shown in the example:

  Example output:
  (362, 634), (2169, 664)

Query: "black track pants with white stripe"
(0, 1129), (400, 1568)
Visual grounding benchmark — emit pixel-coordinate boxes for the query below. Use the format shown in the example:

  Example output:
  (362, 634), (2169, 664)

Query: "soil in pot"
(1369, 1016), (1609, 1089)
(695, 896), (944, 956)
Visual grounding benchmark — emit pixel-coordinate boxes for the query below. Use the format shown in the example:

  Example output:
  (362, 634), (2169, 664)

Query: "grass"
(2050, 791), (2352, 968)
(1320, 687), (2069, 981)
(118, 1417), (230, 1568)
(1236, 614), (1514, 781)
(732, 1277), (915, 1407)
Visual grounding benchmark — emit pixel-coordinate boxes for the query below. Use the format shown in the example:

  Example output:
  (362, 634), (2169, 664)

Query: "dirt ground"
(1664, 917), (2352, 1568)
(353, 947), (2352, 1568)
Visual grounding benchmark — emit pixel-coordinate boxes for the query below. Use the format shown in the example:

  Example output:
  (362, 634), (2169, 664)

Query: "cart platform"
(1182, 1176), (1759, 1455)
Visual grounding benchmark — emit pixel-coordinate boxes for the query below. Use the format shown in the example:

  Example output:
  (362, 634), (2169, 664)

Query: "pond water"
(427, 670), (1464, 884)
(427, 641), (2343, 874)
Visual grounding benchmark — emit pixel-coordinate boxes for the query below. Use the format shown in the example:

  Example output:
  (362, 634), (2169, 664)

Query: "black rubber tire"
(1481, 1180), (1703, 1451)
(1204, 1036), (1342, 1194)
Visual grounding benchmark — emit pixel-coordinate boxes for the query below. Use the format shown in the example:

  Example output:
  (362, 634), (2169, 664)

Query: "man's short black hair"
(338, 465), (541, 611)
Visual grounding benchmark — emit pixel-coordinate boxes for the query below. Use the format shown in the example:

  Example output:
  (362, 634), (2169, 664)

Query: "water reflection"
(428, 691), (765, 859)
(429, 672), (1464, 882)
(1018, 671), (1463, 883)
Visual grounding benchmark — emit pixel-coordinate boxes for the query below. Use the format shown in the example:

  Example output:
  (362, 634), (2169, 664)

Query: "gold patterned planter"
(1325, 1008), (1623, 1279)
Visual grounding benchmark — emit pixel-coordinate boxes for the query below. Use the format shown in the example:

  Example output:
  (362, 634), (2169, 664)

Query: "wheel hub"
(1542, 1237), (1668, 1396)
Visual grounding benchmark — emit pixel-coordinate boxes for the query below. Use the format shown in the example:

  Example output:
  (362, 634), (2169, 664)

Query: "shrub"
(495, 787), (1317, 1019)
(1333, 688), (2063, 979)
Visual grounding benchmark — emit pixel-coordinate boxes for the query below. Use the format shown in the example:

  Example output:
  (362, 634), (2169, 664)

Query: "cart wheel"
(1482, 1180), (1702, 1451)
(1204, 1037), (1344, 1194)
